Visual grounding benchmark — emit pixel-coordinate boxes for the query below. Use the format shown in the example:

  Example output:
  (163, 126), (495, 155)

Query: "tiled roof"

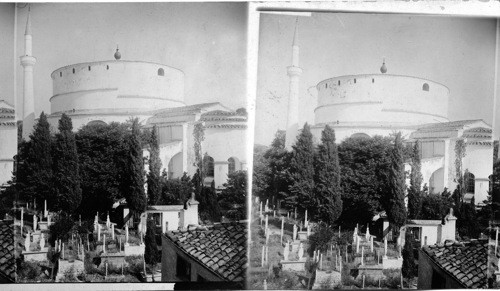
(0, 220), (15, 282)
(416, 120), (484, 131)
(147, 205), (183, 212)
(152, 103), (224, 117)
(422, 239), (488, 288)
(165, 222), (247, 281)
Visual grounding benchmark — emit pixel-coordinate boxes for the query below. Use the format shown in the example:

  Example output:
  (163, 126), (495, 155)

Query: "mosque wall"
(50, 61), (185, 115)
(315, 74), (449, 126)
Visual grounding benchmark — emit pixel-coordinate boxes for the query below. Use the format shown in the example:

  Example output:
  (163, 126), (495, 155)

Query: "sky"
(1, 3), (247, 119)
(255, 12), (499, 146)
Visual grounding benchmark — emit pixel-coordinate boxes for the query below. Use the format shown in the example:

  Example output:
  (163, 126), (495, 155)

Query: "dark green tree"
(287, 123), (315, 213)
(53, 114), (82, 213)
(122, 119), (147, 214)
(219, 170), (247, 221)
(261, 130), (290, 209)
(408, 141), (423, 219)
(383, 132), (407, 238)
(159, 172), (194, 205)
(338, 135), (393, 227)
(144, 218), (160, 267)
(314, 125), (342, 224)
(199, 181), (221, 222)
(20, 112), (54, 208)
(76, 122), (129, 218)
(420, 189), (453, 220)
(402, 231), (417, 280)
(147, 125), (162, 205)
(453, 139), (466, 205)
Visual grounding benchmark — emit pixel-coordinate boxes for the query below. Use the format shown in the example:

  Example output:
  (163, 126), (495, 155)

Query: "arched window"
(203, 155), (214, 177)
(372, 78), (375, 83)
(464, 172), (475, 193)
(228, 157), (236, 174)
(158, 68), (164, 76)
(59, 72), (62, 77)
(338, 80), (340, 86)
(106, 65), (109, 70)
(354, 79), (356, 84)
(422, 83), (429, 91)
(88, 66), (91, 71)
(72, 68), (75, 74)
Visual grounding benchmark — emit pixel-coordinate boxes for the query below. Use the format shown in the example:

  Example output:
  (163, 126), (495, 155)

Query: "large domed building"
(1, 10), (247, 189)
(285, 22), (493, 205)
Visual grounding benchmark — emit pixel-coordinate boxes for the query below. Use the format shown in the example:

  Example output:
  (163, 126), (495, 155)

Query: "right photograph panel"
(250, 11), (499, 289)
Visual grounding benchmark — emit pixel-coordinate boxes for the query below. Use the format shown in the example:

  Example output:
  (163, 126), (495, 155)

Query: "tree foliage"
(52, 114), (82, 213)
(419, 189), (453, 220)
(76, 122), (129, 218)
(122, 119), (147, 214)
(287, 123), (315, 213)
(158, 172), (194, 205)
(144, 219), (160, 266)
(337, 135), (393, 227)
(314, 125), (342, 224)
(147, 126), (162, 205)
(408, 141), (423, 219)
(402, 231), (417, 279)
(383, 132), (407, 237)
(19, 112), (54, 207)
(219, 170), (247, 221)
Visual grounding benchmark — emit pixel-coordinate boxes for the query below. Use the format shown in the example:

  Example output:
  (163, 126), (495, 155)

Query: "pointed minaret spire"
(20, 5), (37, 140)
(285, 17), (303, 150)
(25, 5), (32, 36)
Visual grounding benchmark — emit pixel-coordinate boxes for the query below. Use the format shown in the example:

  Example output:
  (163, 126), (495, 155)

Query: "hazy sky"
(255, 12), (499, 145)
(2, 3), (247, 118)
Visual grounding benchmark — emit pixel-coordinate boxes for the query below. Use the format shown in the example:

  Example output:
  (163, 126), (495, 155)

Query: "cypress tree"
(23, 112), (54, 207)
(144, 218), (160, 269)
(124, 119), (147, 214)
(314, 125), (342, 224)
(402, 231), (417, 279)
(408, 141), (423, 219)
(288, 123), (315, 214)
(53, 113), (82, 213)
(385, 132), (407, 238)
(147, 125), (162, 205)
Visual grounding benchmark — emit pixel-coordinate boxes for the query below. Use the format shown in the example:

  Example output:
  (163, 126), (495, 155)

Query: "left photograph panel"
(0, 3), (248, 285)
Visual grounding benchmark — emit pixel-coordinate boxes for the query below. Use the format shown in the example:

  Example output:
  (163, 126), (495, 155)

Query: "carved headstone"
(284, 242), (289, 261)
(24, 232), (30, 252)
(298, 243), (304, 259)
(293, 224), (298, 241)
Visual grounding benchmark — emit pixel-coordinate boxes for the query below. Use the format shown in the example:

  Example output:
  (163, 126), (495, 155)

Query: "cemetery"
(14, 200), (158, 283)
(248, 197), (405, 289)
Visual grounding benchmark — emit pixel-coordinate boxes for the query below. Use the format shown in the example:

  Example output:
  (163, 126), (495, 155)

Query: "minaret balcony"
(20, 55), (37, 67)
(287, 66), (302, 77)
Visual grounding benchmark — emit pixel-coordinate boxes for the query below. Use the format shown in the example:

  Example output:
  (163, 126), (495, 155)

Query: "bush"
(62, 265), (78, 282)
(125, 255), (144, 274)
(307, 222), (335, 256)
(18, 261), (42, 282)
(382, 269), (401, 289)
(49, 213), (75, 246)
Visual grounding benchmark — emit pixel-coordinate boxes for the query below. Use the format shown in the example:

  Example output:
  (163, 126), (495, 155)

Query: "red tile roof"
(0, 220), (15, 282)
(165, 222), (247, 281)
(422, 239), (488, 288)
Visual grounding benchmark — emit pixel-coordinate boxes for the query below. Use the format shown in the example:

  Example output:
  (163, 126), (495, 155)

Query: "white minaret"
(285, 18), (303, 150)
(20, 6), (36, 140)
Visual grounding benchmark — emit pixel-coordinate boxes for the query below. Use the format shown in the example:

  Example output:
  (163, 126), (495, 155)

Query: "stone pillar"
(214, 161), (229, 188)
(384, 238), (388, 258)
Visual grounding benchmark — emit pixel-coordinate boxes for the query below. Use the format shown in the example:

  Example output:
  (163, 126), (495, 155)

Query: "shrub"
(125, 255), (144, 274)
(62, 265), (78, 282)
(18, 261), (42, 282)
